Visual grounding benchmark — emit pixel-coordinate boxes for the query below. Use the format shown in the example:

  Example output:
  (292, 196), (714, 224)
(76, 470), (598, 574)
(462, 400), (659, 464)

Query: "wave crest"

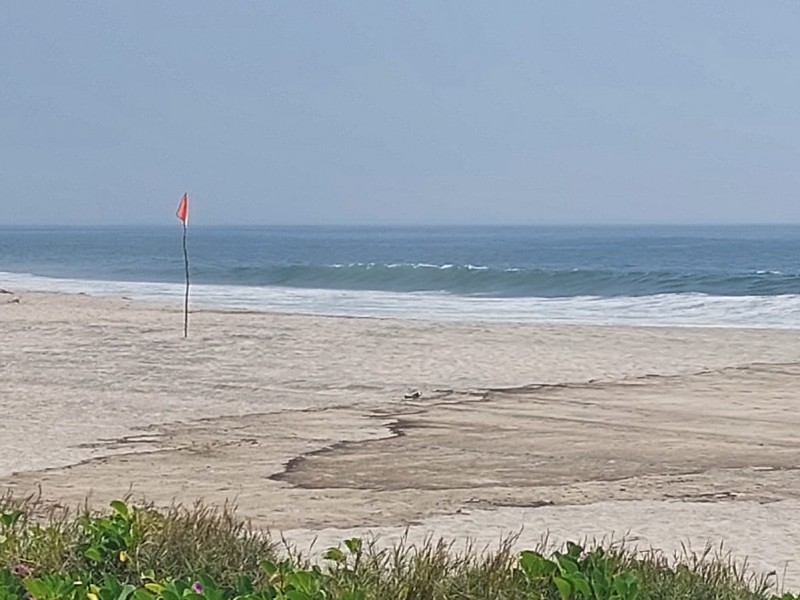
(183, 263), (800, 298)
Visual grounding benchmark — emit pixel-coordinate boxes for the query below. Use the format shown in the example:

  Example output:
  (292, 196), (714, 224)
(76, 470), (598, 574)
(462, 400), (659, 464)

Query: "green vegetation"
(0, 495), (795, 600)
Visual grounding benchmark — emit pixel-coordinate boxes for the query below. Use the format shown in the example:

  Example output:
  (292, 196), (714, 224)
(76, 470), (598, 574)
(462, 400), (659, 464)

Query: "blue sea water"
(2, 225), (800, 327)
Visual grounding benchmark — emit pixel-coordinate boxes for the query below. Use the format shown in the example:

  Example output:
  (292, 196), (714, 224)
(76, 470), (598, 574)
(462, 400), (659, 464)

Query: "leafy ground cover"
(0, 494), (795, 600)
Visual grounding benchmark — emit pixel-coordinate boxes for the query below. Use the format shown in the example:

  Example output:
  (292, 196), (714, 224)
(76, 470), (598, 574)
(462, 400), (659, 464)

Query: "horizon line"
(2, 221), (800, 228)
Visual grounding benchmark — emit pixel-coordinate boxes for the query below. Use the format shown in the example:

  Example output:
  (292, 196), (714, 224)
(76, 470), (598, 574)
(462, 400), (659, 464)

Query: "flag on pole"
(177, 193), (190, 337)
(177, 193), (188, 224)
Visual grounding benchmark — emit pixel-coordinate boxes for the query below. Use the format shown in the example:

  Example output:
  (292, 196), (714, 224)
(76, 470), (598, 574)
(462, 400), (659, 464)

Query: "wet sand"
(2, 291), (799, 588)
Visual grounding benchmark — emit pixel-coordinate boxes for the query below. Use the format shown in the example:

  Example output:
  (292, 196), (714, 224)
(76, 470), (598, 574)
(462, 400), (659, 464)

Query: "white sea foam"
(3, 271), (800, 328)
(350, 262), (483, 270)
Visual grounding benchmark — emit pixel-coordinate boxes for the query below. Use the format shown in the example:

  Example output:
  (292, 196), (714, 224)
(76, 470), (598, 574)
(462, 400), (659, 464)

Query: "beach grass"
(0, 494), (794, 600)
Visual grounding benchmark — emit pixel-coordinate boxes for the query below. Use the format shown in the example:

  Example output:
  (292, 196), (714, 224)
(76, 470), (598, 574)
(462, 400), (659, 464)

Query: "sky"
(2, 2), (800, 226)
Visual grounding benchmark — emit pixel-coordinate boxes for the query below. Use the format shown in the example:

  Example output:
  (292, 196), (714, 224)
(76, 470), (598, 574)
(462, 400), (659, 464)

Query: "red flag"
(176, 193), (188, 224)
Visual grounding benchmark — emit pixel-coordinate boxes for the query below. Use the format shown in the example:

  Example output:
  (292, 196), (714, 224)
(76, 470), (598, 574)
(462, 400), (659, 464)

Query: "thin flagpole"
(182, 220), (190, 338)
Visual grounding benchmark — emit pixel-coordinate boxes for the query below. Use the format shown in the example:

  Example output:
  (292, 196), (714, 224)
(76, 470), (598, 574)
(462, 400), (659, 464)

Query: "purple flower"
(12, 564), (31, 577)
(191, 581), (203, 594)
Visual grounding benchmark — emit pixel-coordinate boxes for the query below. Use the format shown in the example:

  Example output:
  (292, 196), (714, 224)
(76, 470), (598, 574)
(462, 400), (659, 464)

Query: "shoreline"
(8, 286), (796, 332)
(2, 289), (800, 586)
(5, 270), (800, 329)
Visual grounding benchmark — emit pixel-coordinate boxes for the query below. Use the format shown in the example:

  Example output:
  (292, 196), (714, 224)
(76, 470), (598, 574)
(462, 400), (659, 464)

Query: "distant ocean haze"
(2, 225), (800, 327)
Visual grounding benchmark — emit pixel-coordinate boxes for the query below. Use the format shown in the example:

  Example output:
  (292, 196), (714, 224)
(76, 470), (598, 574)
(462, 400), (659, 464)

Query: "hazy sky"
(3, 2), (800, 225)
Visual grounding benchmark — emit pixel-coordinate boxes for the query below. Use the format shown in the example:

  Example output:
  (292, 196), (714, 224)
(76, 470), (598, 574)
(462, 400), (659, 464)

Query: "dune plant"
(0, 496), (797, 600)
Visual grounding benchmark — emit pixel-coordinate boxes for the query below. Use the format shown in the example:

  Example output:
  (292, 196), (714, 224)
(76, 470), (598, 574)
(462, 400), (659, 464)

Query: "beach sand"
(2, 291), (800, 588)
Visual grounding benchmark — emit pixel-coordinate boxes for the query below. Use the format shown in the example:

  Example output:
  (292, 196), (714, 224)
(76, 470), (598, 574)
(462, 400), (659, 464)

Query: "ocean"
(2, 225), (800, 328)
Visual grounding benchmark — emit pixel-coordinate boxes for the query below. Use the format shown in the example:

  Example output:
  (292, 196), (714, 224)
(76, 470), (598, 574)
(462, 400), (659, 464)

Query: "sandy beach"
(2, 290), (800, 588)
